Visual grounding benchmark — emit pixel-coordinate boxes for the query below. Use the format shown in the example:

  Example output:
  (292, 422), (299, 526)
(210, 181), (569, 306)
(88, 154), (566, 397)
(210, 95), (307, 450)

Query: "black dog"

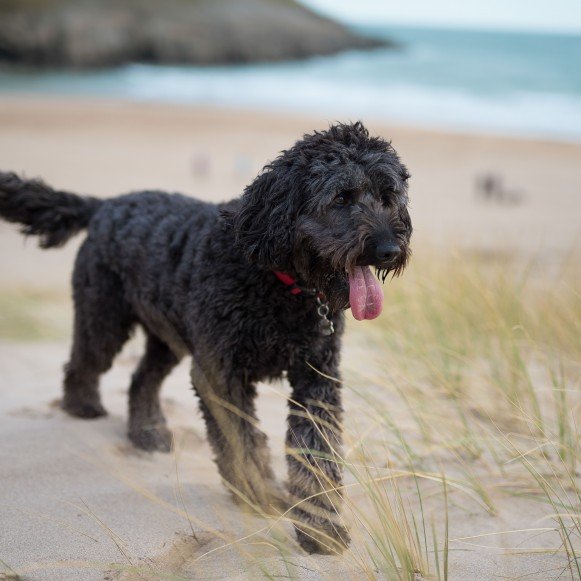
(0, 122), (411, 554)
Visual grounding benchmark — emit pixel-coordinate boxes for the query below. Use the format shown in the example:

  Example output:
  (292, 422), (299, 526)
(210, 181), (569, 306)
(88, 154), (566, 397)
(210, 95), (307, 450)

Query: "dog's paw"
(129, 424), (173, 452)
(295, 521), (350, 555)
(61, 398), (107, 419)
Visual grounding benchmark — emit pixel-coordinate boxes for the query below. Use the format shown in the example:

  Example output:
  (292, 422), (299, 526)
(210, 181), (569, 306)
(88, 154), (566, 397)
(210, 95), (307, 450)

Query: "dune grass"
(252, 249), (579, 578)
(104, 248), (577, 579)
(332, 248), (580, 578)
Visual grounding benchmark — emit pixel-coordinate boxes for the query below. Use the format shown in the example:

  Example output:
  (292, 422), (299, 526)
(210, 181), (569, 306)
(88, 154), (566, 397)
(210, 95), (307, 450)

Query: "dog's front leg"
(287, 359), (350, 554)
(190, 356), (285, 512)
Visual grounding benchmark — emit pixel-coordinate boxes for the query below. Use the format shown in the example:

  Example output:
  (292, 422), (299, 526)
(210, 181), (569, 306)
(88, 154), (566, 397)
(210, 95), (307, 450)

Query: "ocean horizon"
(1, 24), (580, 142)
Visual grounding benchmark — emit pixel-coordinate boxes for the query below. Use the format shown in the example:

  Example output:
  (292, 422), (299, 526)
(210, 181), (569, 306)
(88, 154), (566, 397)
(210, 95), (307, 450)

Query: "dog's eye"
(335, 194), (348, 206)
(382, 190), (396, 205)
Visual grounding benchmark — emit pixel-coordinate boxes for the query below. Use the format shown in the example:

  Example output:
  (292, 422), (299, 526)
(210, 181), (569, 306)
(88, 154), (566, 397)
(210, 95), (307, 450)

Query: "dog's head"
(229, 122), (412, 319)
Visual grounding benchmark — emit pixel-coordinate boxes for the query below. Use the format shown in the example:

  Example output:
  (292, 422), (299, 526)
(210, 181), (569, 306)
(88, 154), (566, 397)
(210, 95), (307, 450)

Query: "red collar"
(273, 271), (335, 334)
(273, 271), (302, 295)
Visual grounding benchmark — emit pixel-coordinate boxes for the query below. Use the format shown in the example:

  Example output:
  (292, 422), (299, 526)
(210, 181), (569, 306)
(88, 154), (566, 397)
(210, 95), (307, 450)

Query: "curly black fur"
(0, 122), (412, 554)
(0, 172), (102, 248)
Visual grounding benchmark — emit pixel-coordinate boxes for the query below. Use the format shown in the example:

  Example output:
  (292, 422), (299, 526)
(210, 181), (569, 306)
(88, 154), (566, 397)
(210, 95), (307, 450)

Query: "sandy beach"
(0, 96), (579, 580)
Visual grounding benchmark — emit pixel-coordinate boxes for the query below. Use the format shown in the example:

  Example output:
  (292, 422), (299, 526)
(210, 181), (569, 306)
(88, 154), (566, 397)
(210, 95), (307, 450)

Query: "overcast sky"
(300, 0), (581, 33)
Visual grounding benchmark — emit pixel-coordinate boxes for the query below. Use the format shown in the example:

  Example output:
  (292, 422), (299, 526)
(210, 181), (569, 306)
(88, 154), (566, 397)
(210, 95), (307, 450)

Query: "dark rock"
(0, 0), (390, 68)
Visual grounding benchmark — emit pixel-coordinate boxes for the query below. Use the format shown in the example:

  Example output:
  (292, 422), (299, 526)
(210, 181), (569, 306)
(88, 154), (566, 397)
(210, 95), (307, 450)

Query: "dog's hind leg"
(191, 358), (285, 511)
(62, 245), (135, 419)
(128, 333), (181, 452)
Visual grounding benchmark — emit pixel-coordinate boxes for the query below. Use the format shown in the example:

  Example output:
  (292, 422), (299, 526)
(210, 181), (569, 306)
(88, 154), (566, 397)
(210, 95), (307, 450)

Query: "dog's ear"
(225, 164), (298, 270)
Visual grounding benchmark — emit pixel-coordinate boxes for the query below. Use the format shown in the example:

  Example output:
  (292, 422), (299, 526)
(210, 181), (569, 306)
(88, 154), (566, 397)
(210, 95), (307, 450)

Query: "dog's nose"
(375, 241), (400, 262)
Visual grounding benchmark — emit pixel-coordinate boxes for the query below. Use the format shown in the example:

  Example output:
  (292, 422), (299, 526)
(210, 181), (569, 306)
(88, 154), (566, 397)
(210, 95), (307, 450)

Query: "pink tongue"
(348, 266), (384, 321)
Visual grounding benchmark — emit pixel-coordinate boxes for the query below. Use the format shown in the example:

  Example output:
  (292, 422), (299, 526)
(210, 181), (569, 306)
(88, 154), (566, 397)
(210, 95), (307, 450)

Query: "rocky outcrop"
(0, 0), (388, 68)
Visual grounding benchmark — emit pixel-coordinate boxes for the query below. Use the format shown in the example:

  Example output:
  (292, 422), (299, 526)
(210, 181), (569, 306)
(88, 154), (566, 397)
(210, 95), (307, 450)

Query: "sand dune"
(0, 96), (579, 579)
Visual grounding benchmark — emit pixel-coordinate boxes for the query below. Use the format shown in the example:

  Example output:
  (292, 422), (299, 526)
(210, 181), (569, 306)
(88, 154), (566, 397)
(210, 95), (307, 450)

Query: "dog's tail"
(0, 171), (103, 248)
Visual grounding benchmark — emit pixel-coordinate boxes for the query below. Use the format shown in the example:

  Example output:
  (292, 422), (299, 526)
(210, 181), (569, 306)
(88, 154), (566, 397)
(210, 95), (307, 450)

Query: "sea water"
(1, 25), (580, 141)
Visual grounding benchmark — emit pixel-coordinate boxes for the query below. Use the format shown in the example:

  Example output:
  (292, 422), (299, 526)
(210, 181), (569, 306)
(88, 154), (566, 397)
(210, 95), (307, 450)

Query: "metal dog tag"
(316, 295), (335, 336)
